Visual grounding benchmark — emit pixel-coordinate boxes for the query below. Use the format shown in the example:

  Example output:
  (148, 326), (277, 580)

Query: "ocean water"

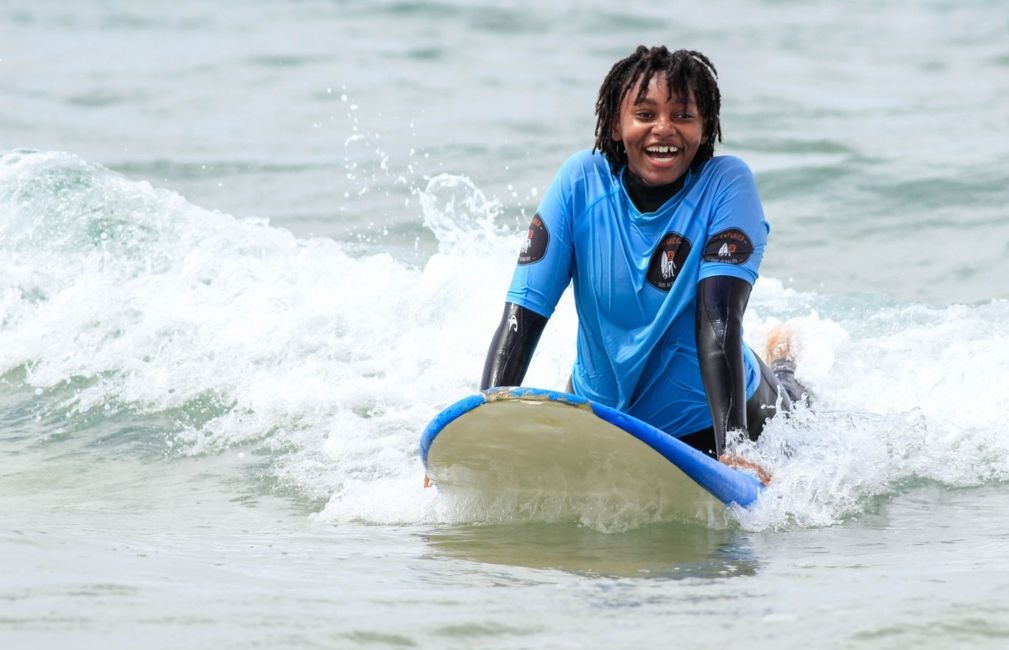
(3, 1), (1009, 648)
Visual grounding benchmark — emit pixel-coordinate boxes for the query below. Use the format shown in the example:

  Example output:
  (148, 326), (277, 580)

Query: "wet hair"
(593, 46), (722, 174)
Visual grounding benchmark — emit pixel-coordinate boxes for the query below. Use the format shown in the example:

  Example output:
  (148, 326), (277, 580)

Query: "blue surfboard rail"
(420, 387), (764, 508)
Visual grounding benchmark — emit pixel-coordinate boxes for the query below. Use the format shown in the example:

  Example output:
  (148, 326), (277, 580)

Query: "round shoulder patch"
(647, 232), (692, 291)
(702, 229), (753, 265)
(517, 213), (549, 265)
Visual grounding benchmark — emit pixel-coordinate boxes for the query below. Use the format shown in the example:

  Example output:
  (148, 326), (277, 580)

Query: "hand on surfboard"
(719, 454), (772, 486)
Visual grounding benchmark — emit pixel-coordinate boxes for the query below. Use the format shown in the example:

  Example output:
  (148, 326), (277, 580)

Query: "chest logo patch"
(647, 232), (691, 291)
(517, 213), (549, 264)
(702, 229), (753, 265)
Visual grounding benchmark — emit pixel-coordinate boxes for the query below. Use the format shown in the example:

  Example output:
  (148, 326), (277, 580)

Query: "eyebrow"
(632, 96), (696, 107)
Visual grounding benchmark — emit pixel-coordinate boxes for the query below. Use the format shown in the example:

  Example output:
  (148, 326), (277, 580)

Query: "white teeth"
(646, 145), (679, 154)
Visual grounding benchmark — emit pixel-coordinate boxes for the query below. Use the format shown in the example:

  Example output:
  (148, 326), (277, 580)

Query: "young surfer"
(481, 46), (807, 474)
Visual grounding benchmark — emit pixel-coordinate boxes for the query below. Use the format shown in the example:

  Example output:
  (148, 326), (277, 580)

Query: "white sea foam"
(3, 150), (1007, 532)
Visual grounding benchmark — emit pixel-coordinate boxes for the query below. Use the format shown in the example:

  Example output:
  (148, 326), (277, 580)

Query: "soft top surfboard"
(421, 387), (764, 523)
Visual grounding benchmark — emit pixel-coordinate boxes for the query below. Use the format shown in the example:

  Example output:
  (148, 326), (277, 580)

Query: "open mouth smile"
(644, 145), (679, 160)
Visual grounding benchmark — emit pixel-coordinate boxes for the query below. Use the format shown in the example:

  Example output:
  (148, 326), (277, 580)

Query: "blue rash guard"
(506, 150), (770, 437)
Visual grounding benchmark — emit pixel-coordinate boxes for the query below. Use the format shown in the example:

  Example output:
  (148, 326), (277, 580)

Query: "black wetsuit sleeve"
(480, 302), (548, 390)
(695, 276), (752, 457)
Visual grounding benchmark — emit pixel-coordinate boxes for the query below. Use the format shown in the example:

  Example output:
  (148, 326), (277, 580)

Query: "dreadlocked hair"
(593, 46), (722, 175)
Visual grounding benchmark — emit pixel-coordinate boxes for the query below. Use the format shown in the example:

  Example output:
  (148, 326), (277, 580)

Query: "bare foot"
(763, 323), (794, 365)
(719, 453), (773, 485)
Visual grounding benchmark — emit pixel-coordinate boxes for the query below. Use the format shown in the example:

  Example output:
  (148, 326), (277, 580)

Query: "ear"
(611, 121), (622, 143)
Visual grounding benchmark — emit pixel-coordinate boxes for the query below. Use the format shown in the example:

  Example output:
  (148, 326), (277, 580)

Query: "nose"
(652, 116), (675, 135)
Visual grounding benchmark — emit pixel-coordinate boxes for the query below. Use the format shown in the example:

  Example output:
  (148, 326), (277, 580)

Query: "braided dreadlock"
(593, 46), (722, 175)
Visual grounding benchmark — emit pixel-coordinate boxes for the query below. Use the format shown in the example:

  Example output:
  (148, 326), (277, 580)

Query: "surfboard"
(420, 387), (764, 522)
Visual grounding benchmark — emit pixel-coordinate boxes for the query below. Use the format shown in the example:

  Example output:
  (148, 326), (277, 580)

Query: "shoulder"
(692, 155), (761, 202)
(698, 155), (755, 182)
(557, 149), (616, 180)
(550, 150), (620, 203)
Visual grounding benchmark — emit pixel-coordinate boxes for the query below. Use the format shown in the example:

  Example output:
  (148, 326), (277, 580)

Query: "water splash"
(419, 173), (506, 255)
(4, 150), (1009, 532)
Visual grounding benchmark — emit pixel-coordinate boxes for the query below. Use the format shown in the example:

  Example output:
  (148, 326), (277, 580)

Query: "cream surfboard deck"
(421, 387), (763, 522)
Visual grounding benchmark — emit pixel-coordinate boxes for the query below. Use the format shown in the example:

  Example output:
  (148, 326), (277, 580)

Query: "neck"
(623, 169), (686, 213)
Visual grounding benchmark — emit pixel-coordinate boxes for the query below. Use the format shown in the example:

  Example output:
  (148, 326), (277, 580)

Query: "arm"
(480, 302), (548, 390)
(695, 275), (751, 458)
(485, 156), (582, 390)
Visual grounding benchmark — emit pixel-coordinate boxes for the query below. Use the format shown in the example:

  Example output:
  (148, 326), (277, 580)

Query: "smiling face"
(610, 75), (706, 186)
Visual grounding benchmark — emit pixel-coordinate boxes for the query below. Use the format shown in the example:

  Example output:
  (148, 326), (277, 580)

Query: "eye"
(635, 111), (655, 119)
